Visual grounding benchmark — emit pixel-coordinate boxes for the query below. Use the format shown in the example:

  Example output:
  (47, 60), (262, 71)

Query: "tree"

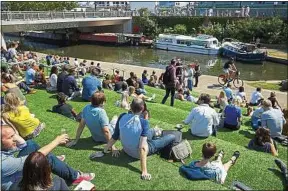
(4, 2), (78, 11)
(173, 24), (187, 35)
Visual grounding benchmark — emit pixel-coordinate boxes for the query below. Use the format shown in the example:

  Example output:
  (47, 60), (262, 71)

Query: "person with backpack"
(161, 59), (177, 107)
(102, 98), (176, 181)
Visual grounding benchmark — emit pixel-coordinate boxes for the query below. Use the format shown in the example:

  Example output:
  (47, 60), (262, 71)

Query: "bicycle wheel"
(218, 75), (227, 86)
(233, 78), (243, 88)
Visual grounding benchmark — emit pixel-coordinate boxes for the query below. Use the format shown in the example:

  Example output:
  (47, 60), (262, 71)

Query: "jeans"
(194, 75), (199, 87)
(187, 79), (193, 91)
(161, 87), (176, 107)
(17, 140), (78, 182)
(18, 82), (31, 93)
(137, 88), (147, 95)
(147, 129), (176, 155)
(224, 122), (241, 130)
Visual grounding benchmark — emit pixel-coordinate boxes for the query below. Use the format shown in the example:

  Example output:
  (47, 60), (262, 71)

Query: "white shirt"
(186, 68), (194, 80)
(49, 73), (57, 88)
(184, 104), (219, 137)
(236, 91), (246, 102)
(250, 91), (263, 104)
(7, 48), (17, 58)
(74, 60), (79, 67)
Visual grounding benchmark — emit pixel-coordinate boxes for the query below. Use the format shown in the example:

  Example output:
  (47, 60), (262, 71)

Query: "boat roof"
(158, 34), (218, 41)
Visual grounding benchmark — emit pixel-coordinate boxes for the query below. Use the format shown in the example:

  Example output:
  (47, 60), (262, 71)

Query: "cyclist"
(223, 57), (237, 82)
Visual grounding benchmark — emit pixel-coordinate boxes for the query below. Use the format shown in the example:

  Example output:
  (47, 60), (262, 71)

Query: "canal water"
(5, 36), (288, 81)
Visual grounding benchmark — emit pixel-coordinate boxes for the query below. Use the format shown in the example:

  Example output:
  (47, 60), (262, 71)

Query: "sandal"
(230, 151), (240, 165)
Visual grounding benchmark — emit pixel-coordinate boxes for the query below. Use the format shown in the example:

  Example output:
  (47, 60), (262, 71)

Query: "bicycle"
(218, 70), (244, 88)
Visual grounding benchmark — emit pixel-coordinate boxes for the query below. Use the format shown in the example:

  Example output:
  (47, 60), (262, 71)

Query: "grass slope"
(247, 82), (283, 92)
(27, 86), (287, 190)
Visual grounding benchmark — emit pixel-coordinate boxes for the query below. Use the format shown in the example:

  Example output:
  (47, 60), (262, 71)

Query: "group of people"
(1, 45), (288, 190)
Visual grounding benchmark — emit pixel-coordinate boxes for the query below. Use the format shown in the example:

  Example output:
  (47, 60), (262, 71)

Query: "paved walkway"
(36, 52), (288, 108)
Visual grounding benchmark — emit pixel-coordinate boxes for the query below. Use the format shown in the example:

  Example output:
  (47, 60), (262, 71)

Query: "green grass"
(247, 82), (283, 91)
(26, 86), (287, 190)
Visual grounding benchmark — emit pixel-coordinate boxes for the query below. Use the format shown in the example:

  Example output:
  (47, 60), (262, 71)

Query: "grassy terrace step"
(26, 88), (287, 190)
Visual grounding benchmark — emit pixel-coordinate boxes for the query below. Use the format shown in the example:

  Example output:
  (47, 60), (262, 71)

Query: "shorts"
(211, 160), (228, 184)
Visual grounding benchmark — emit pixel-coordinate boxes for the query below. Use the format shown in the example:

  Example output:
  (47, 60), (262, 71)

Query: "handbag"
(172, 139), (192, 164)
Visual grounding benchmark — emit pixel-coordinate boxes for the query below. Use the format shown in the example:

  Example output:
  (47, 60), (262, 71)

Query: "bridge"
(1, 11), (133, 49)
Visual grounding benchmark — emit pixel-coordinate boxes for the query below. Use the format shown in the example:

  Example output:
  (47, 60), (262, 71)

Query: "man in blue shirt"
(82, 68), (102, 101)
(25, 63), (36, 85)
(62, 66), (81, 100)
(1, 125), (95, 190)
(223, 98), (242, 130)
(261, 100), (286, 138)
(223, 83), (234, 102)
(67, 92), (117, 147)
(102, 98), (175, 181)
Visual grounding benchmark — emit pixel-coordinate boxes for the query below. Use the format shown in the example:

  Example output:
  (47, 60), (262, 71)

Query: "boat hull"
(155, 43), (219, 55)
(221, 47), (266, 63)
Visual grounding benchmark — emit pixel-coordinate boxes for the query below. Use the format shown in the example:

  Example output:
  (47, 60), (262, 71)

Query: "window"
(213, 40), (217, 44)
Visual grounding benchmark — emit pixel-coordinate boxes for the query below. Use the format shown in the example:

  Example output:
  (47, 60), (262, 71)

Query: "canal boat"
(221, 41), (267, 63)
(79, 33), (128, 45)
(154, 34), (220, 55)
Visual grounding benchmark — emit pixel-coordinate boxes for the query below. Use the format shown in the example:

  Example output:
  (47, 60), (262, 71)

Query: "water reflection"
(4, 35), (287, 81)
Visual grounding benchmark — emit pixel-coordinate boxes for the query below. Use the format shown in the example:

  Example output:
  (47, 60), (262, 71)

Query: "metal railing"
(1, 11), (133, 21)
(152, 7), (287, 18)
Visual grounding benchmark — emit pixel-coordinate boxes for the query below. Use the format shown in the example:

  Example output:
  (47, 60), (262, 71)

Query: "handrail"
(1, 11), (133, 21)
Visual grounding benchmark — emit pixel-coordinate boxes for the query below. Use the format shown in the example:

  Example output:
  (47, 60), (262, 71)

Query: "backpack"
(159, 130), (192, 163)
(163, 67), (171, 85)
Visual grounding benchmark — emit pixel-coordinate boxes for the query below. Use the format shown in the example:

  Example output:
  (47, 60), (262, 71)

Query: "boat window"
(191, 40), (206, 46)
(186, 41), (191, 46)
(213, 40), (218, 44)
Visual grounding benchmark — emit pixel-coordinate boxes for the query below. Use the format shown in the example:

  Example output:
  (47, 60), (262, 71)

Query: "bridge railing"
(1, 11), (133, 21)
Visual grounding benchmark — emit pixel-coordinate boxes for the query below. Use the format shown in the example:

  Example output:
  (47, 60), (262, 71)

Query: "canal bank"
(34, 51), (288, 108)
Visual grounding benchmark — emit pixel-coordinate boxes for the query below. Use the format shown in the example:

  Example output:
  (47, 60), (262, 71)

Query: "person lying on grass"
(175, 88), (185, 101)
(1, 125), (95, 191)
(102, 98), (176, 181)
(2, 93), (45, 140)
(248, 127), (278, 156)
(52, 92), (79, 121)
(193, 142), (240, 184)
(128, 86), (155, 102)
(67, 92), (118, 146)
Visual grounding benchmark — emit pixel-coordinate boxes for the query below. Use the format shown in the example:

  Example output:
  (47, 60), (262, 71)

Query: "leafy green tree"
(4, 2), (77, 11)
(173, 24), (187, 35)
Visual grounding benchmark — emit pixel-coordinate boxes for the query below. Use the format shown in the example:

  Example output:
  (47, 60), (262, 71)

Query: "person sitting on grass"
(114, 76), (127, 93)
(249, 87), (264, 106)
(261, 100), (286, 140)
(62, 66), (81, 101)
(2, 93), (45, 140)
(236, 86), (246, 104)
(184, 90), (197, 103)
(102, 98), (176, 181)
(52, 92), (78, 121)
(158, 72), (165, 89)
(102, 74), (113, 90)
(25, 63), (36, 86)
(113, 70), (121, 83)
(223, 83), (234, 102)
(142, 70), (149, 84)
(116, 92), (130, 110)
(35, 64), (47, 87)
(215, 91), (228, 113)
(248, 127), (278, 156)
(193, 142), (240, 184)
(148, 71), (158, 87)
(67, 92), (118, 147)
(175, 88), (185, 101)
(183, 94), (219, 138)
(1, 73), (27, 105)
(250, 102), (264, 130)
(47, 66), (58, 92)
(134, 74), (147, 95)
(1, 125), (95, 191)
(126, 72), (136, 87)
(57, 64), (69, 92)
(82, 68), (102, 101)
(10, 152), (70, 191)
(223, 97), (242, 131)
(268, 92), (282, 110)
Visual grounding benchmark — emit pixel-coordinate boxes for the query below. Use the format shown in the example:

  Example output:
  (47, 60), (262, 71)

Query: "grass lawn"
(26, 86), (287, 190)
(247, 81), (283, 92)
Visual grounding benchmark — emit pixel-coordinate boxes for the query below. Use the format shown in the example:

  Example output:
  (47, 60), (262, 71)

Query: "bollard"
(37, 13), (40, 20)
(62, 12), (65, 19)
(74, 12), (76, 19)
